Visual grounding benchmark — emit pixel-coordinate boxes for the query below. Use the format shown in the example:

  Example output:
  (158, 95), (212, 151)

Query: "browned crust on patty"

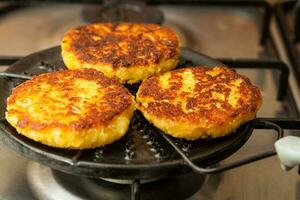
(62, 22), (179, 68)
(7, 68), (133, 131)
(137, 66), (262, 126)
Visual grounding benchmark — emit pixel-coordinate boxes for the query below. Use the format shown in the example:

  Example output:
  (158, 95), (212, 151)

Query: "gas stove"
(0, 1), (299, 200)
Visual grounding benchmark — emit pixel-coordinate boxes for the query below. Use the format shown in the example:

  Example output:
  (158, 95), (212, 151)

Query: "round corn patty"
(5, 69), (135, 149)
(61, 22), (180, 84)
(136, 66), (262, 140)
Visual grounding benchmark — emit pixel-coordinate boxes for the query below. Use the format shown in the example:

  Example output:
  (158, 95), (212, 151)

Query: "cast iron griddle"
(0, 46), (253, 180)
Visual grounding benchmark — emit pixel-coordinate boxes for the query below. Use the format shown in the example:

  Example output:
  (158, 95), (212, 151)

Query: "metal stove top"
(0, 2), (299, 200)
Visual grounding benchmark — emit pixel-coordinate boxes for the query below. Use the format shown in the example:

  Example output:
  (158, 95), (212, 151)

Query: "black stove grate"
(275, 1), (300, 87)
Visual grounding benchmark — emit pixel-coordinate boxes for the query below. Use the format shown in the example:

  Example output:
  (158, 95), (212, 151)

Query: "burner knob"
(275, 136), (300, 172)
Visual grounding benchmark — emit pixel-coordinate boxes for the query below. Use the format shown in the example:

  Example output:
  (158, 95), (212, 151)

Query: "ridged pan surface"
(0, 46), (253, 179)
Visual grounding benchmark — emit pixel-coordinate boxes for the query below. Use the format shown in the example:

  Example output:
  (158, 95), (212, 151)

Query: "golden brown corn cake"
(5, 68), (135, 149)
(61, 22), (180, 84)
(136, 66), (262, 140)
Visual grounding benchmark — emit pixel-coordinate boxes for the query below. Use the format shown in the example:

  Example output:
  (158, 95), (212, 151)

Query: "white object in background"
(275, 136), (300, 171)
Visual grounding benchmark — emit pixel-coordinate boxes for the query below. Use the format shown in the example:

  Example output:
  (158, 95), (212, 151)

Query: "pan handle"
(160, 119), (283, 174)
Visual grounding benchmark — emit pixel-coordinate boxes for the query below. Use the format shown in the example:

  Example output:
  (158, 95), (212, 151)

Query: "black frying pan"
(0, 46), (282, 180)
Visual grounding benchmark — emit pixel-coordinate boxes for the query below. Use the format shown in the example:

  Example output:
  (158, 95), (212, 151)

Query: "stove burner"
(82, 0), (164, 24)
(27, 162), (205, 200)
